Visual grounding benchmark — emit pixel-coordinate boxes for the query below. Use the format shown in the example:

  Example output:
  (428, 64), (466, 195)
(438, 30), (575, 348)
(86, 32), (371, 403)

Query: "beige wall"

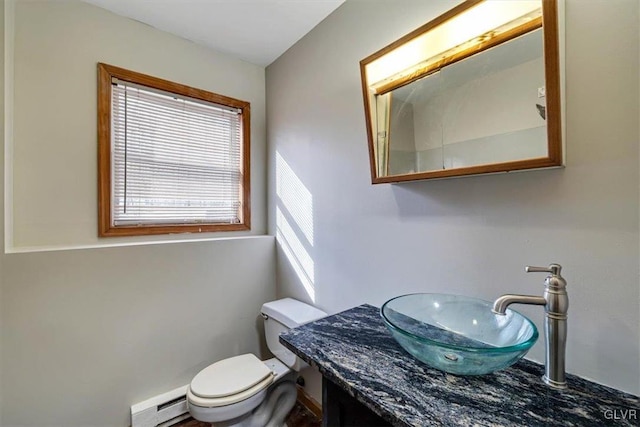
(1, 238), (275, 426)
(2, 1), (276, 426)
(0, 2), (4, 421)
(9, 0), (267, 249)
(267, 0), (639, 398)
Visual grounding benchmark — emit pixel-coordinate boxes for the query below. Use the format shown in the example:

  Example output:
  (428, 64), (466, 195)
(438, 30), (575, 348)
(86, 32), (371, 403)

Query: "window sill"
(5, 234), (273, 254)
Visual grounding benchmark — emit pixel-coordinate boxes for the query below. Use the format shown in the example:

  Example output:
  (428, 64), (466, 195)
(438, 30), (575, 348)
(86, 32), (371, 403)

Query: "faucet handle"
(526, 264), (562, 276)
(526, 264), (566, 290)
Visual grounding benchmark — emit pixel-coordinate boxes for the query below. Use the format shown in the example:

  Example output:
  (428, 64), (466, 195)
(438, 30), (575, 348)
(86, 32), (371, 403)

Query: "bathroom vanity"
(280, 305), (639, 427)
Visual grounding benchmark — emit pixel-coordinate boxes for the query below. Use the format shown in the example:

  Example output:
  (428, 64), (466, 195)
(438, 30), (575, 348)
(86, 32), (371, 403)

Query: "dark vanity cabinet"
(322, 378), (392, 427)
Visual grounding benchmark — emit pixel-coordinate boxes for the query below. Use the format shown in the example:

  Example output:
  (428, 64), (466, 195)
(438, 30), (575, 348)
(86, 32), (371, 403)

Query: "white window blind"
(111, 79), (243, 226)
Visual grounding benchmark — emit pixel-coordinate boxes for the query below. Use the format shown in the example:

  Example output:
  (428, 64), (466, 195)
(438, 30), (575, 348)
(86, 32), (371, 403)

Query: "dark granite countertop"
(280, 304), (639, 427)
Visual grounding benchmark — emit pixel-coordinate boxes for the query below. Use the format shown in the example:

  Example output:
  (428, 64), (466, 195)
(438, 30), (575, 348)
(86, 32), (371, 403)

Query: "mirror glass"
(361, 0), (562, 183)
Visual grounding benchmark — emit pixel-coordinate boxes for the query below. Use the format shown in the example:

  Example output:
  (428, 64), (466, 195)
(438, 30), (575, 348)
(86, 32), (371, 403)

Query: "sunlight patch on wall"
(276, 208), (315, 301)
(276, 152), (313, 245)
(275, 152), (315, 302)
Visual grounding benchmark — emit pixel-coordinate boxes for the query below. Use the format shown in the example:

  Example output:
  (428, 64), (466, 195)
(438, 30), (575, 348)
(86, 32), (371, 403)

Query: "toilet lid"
(190, 354), (273, 399)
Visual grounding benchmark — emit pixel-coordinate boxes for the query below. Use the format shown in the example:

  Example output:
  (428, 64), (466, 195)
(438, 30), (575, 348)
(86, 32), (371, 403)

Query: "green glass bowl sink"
(381, 293), (538, 375)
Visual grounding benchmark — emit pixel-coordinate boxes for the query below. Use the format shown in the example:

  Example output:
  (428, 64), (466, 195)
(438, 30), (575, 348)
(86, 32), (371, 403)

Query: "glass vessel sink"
(381, 293), (538, 375)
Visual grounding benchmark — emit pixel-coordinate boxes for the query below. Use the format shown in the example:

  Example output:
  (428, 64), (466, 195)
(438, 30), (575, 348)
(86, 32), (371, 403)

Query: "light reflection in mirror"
(381, 29), (547, 176)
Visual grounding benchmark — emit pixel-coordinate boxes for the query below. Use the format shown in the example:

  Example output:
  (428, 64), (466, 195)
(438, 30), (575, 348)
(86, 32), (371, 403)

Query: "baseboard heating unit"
(131, 385), (190, 427)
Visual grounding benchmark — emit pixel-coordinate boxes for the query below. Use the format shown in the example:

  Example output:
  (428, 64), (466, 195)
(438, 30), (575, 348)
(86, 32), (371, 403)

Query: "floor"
(175, 400), (321, 427)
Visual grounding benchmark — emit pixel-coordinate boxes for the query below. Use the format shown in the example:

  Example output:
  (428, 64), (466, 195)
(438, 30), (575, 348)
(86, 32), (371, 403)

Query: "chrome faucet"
(492, 264), (568, 389)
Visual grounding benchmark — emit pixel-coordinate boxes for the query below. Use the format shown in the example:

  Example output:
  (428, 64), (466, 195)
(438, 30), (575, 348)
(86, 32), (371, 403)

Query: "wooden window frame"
(97, 63), (251, 237)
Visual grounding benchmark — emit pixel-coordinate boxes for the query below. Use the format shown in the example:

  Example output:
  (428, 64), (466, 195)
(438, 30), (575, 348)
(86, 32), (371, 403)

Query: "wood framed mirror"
(360, 0), (562, 184)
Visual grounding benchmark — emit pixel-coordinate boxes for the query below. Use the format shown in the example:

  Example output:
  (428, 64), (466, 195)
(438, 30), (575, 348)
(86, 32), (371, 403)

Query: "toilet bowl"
(187, 298), (327, 427)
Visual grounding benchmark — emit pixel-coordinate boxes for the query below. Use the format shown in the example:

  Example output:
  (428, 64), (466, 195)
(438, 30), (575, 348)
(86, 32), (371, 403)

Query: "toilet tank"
(261, 298), (327, 371)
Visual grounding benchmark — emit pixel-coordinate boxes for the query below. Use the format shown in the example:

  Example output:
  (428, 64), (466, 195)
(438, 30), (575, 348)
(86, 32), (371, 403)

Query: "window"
(97, 63), (250, 237)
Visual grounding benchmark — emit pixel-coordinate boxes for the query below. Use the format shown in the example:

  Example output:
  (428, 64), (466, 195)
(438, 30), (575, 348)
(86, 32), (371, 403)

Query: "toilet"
(187, 298), (327, 426)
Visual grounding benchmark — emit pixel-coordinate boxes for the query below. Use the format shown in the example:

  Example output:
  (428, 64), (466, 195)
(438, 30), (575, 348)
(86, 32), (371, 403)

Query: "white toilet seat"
(188, 374), (273, 407)
(188, 354), (275, 408)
